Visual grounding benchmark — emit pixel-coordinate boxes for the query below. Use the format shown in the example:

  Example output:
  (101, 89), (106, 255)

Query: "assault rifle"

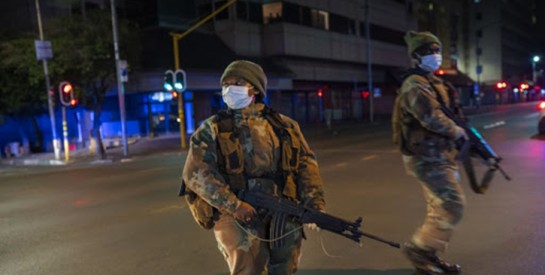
(238, 189), (400, 249)
(438, 103), (511, 194)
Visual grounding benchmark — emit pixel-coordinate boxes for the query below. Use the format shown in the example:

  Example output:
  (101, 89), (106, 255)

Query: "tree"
(1, 8), (141, 158)
(47, 10), (141, 159)
(0, 34), (51, 152)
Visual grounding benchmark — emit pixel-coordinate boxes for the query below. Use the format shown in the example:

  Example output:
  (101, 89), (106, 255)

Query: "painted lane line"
(361, 155), (377, 161)
(524, 113), (539, 119)
(482, 120), (506, 129)
(335, 162), (349, 168)
(150, 204), (186, 214)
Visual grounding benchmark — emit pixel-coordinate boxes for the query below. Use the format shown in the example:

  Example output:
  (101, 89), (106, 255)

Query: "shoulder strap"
(216, 109), (233, 133)
(262, 106), (290, 130)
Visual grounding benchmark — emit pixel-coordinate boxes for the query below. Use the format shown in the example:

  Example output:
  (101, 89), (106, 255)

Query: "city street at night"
(1, 103), (544, 275)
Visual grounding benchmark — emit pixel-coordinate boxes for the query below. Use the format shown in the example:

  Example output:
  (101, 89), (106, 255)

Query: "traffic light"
(59, 81), (74, 107)
(174, 69), (187, 92)
(163, 70), (174, 92)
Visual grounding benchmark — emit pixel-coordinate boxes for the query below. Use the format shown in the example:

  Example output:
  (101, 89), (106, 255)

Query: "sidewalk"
(0, 104), (502, 168)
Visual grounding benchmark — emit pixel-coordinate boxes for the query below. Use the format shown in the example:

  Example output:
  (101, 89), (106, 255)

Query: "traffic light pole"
(170, 0), (237, 150)
(172, 37), (187, 149)
(35, 0), (61, 160)
(61, 106), (70, 161)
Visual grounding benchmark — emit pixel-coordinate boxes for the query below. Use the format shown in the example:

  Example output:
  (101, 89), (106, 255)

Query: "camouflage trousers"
(403, 154), (466, 252)
(213, 213), (303, 275)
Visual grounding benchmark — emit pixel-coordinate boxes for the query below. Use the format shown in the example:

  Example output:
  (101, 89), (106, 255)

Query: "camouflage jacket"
(397, 71), (464, 159)
(182, 103), (325, 215)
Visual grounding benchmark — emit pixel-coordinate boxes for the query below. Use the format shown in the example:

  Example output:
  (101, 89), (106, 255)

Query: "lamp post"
(532, 55), (541, 83)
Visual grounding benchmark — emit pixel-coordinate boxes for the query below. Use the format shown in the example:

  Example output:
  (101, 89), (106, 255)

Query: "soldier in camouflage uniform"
(182, 60), (326, 275)
(393, 31), (468, 275)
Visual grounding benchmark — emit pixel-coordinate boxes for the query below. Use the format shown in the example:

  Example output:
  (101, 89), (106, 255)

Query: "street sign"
(34, 40), (53, 61)
(476, 65), (483, 75)
(118, 60), (128, 82)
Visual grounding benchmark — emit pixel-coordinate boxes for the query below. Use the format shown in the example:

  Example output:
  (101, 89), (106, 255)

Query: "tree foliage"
(0, 8), (141, 157)
(0, 34), (49, 115)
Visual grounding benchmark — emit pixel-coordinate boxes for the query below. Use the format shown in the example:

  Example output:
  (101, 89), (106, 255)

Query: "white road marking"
(139, 167), (168, 173)
(361, 155), (377, 161)
(482, 120), (506, 129)
(150, 204), (185, 214)
(335, 162), (349, 168)
(524, 113), (539, 119)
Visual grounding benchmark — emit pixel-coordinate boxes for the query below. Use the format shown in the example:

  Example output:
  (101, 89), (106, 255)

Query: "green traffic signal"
(164, 70), (174, 92)
(174, 69), (187, 92)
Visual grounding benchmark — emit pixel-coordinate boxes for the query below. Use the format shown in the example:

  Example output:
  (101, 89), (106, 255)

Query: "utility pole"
(170, 0), (237, 149)
(110, 0), (128, 157)
(35, 0), (61, 160)
(365, 0), (374, 123)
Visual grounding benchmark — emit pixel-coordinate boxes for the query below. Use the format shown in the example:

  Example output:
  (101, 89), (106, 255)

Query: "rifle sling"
(456, 140), (492, 194)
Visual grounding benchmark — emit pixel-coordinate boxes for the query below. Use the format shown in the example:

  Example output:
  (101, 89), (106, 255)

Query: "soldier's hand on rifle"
(305, 210), (326, 232)
(233, 201), (257, 223)
(455, 126), (469, 141)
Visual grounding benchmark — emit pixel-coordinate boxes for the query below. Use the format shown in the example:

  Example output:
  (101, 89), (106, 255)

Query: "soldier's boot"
(402, 242), (461, 275)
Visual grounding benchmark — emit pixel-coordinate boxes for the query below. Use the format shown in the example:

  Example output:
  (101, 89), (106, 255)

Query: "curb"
(1, 159), (68, 166)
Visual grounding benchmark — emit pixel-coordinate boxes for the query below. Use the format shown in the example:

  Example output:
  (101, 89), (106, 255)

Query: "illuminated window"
(262, 2), (282, 24)
(311, 9), (329, 30)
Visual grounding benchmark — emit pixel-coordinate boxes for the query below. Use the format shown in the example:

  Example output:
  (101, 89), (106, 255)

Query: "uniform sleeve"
(290, 120), (326, 211)
(402, 80), (462, 139)
(182, 118), (241, 214)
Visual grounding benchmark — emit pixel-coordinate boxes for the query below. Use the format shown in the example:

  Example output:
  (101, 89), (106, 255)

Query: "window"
(369, 24), (406, 46)
(248, 2), (262, 23)
(330, 13), (355, 35)
(359, 21), (367, 37)
(213, 1), (229, 20)
(310, 9), (329, 30)
(282, 2), (301, 24)
(238, 1), (262, 23)
(476, 48), (482, 55)
(476, 29), (482, 38)
(262, 2), (282, 24)
(476, 12), (482, 20)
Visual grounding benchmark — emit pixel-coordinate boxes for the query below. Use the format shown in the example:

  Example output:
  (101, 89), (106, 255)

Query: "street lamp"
(533, 55), (541, 83)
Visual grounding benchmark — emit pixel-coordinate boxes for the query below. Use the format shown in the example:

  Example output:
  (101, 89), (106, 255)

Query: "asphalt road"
(1, 103), (544, 275)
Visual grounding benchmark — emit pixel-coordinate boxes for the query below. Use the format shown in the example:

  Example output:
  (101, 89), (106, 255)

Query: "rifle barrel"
(360, 231), (401, 248)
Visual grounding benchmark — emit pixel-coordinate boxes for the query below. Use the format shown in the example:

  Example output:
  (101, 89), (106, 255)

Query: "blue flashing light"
(184, 101), (194, 134)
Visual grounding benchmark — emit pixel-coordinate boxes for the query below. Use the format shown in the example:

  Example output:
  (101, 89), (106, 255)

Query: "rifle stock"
(238, 189), (400, 249)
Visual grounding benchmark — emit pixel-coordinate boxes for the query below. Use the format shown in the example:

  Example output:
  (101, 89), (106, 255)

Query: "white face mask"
(419, 53), (442, 72)
(222, 85), (254, 109)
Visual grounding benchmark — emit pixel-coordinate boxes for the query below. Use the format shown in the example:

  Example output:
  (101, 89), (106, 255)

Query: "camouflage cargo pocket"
(217, 132), (244, 174)
(281, 128), (300, 172)
(185, 189), (216, 230)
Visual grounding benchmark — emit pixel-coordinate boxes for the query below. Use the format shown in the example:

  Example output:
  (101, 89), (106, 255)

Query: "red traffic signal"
(59, 81), (75, 107)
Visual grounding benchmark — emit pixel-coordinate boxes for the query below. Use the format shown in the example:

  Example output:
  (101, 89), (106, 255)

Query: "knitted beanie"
(220, 60), (268, 97)
(404, 31), (442, 55)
